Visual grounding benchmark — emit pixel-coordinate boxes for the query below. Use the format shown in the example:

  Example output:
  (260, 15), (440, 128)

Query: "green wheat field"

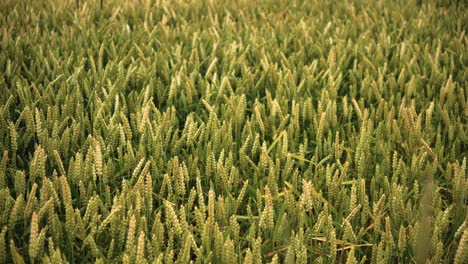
(0, 0), (467, 263)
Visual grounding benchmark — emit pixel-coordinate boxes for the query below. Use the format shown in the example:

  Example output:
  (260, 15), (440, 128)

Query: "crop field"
(0, 0), (467, 263)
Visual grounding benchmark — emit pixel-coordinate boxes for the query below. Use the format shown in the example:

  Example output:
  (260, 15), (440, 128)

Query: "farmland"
(0, 0), (467, 263)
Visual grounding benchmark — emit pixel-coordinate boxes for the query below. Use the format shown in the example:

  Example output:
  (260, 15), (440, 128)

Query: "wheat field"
(0, 0), (467, 263)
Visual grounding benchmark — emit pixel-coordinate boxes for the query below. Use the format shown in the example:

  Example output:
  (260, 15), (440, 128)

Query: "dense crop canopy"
(0, 0), (467, 263)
